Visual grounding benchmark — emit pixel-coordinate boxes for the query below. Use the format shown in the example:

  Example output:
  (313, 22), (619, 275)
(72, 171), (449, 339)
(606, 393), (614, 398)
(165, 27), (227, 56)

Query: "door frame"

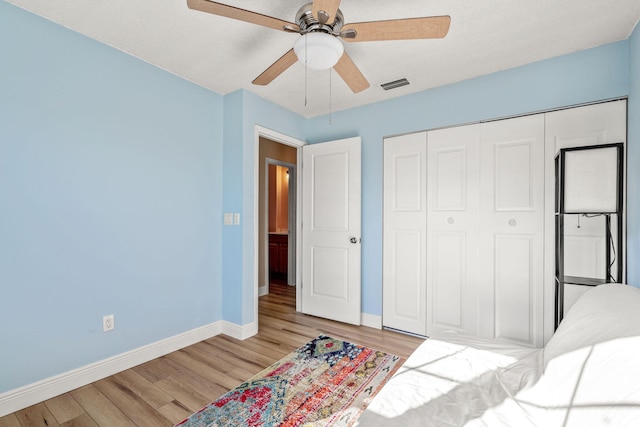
(254, 125), (306, 324)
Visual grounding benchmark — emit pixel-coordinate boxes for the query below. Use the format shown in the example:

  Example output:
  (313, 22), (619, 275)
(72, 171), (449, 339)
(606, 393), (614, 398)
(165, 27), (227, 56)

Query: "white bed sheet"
(357, 332), (542, 427)
(484, 284), (640, 427)
(358, 284), (640, 427)
(478, 334), (640, 427)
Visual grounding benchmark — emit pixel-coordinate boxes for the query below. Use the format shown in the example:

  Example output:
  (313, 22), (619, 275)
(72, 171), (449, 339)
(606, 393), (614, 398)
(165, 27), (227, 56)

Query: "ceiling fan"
(187, 0), (451, 93)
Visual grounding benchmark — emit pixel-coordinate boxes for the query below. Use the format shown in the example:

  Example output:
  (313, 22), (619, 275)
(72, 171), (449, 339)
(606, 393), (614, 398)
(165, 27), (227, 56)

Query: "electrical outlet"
(103, 314), (115, 332)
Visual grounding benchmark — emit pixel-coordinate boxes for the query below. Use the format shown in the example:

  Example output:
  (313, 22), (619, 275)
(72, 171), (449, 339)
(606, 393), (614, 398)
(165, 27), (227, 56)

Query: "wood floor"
(0, 283), (424, 427)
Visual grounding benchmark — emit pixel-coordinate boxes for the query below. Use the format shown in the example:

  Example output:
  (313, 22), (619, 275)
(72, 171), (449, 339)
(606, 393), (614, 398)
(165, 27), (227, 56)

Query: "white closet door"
(479, 114), (545, 347)
(383, 132), (428, 335)
(544, 100), (627, 338)
(426, 124), (480, 336)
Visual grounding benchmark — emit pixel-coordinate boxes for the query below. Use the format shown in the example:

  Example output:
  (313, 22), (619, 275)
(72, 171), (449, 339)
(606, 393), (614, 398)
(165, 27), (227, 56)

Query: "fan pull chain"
(329, 68), (332, 125)
(304, 34), (308, 107)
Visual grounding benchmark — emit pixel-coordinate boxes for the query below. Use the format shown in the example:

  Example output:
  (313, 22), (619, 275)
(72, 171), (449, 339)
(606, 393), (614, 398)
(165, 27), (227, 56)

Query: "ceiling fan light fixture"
(293, 32), (344, 70)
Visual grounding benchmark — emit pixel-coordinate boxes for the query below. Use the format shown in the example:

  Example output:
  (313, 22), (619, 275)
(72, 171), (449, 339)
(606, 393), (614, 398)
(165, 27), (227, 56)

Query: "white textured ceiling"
(6, 0), (640, 118)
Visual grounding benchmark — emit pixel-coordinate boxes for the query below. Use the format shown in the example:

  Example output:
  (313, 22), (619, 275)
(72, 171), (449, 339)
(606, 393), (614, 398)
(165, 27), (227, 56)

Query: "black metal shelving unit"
(555, 143), (624, 330)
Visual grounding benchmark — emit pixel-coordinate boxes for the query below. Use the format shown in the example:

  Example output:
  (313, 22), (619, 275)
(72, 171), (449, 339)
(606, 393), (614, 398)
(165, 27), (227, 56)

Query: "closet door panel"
(391, 230), (423, 319)
(433, 148), (467, 210)
(432, 232), (465, 328)
(427, 124), (480, 336)
(480, 114), (545, 347)
(383, 132), (427, 335)
(494, 142), (534, 210)
(545, 101), (627, 153)
(544, 100), (627, 335)
(494, 234), (535, 343)
(393, 155), (422, 210)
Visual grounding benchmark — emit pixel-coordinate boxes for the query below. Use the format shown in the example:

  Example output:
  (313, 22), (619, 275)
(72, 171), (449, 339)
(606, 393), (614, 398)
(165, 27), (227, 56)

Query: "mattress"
(357, 284), (640, 427)
(357, 332), (542, 427)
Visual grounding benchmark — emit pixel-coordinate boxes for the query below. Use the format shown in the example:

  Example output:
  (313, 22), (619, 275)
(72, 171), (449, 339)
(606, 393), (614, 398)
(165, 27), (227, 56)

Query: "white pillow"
(543, 283), (640, 369)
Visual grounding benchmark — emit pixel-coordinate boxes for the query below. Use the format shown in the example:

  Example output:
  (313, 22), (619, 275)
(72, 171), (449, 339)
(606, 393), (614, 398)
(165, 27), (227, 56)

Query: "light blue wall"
(220, 89), (307, 326)
(221, 91), (244, 324)
(0, 2), (224, 393)
(305, 41), (631, 315)
(628, 24), (640, 288)
(239, 91), (307, 324)
(220, 90), (309, 325)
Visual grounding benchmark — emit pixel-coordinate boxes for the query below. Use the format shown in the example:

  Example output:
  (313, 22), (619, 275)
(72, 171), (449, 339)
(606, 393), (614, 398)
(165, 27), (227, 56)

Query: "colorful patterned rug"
(174, 335), (402, 427)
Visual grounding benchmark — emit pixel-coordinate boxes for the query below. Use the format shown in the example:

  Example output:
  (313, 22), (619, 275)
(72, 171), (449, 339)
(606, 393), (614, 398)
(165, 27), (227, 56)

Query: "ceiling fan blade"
(333, 52), (370, 93)
(187, 0), (300, 32)
(342, 15), (451, 42)
(252, 49), (298, 86)
(312, 0), (341, 25)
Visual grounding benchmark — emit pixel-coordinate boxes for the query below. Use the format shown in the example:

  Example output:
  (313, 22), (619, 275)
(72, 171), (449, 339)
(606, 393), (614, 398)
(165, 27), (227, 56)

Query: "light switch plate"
(224, 213), (233, 225)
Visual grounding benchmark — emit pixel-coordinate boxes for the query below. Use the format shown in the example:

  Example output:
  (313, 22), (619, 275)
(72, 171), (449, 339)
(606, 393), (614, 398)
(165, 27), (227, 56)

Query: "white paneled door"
(479, 114), (545, 347)
(424, 118), (545, 345)
(544, 100), (627, 325)
(383, 132), (428, 336)
(301, 137), (362, 325)
(426, 124), (481, 337)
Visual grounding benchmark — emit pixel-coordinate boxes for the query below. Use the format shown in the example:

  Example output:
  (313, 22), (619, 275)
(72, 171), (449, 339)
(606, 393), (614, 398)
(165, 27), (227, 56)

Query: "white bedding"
(356, 333), (542, 426)
(358, 284), (640, 427)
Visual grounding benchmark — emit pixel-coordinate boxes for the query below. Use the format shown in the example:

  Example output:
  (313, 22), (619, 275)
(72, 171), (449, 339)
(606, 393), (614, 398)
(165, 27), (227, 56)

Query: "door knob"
(350, 237), (359, 244)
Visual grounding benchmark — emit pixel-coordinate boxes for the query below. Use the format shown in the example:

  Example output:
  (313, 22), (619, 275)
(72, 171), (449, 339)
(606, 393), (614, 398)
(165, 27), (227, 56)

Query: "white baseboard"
(361, 313), (382, 329)
(0, 319), (258, 417)
(221, 320), (258, 340)
(258, 285), (268, 297)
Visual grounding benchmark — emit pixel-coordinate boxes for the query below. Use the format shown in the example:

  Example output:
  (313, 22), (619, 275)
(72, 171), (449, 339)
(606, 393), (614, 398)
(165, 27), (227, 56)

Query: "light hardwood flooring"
(0, 283), (424, 427)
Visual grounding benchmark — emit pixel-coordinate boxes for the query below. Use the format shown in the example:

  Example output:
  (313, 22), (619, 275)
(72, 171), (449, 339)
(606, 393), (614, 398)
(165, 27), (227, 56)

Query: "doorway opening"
(257, 135), (299, 301)
(264, 161), (296, 293)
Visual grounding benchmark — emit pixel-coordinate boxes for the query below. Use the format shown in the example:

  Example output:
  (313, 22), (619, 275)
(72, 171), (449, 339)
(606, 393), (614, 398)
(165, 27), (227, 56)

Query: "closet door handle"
(508, 219), (517, 227)
(447, 217), (455, 224)
(350, 237), (360, 244)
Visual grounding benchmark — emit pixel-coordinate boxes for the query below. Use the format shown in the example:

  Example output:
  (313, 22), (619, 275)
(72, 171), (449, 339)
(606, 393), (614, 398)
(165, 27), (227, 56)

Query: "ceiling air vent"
(381, 78), (410, 91)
